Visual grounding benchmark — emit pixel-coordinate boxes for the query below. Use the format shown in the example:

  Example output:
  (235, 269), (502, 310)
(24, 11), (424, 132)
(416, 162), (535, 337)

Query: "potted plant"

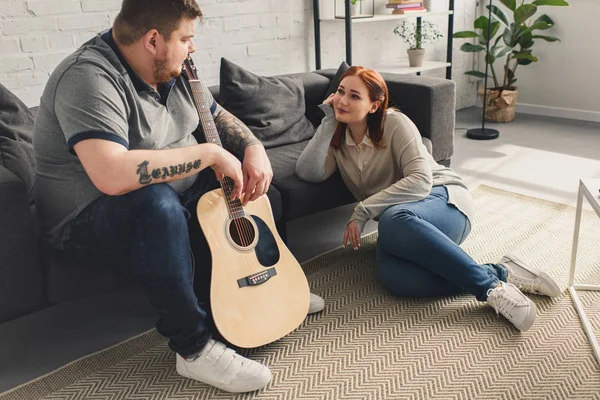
(453, 0), (569, 122)
(350, 0), (363, 16)
(393, 21), (443, 67)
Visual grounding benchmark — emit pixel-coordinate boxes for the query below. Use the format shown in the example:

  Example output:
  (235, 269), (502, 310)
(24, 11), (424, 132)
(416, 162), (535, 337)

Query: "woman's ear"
(369, 101), (381, 114)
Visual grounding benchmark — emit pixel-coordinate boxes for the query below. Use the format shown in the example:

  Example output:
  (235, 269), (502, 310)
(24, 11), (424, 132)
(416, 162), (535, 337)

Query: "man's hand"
(210, 146), (244, 201)
(344, 220), (361, 250)
(241, 144), (273, 205)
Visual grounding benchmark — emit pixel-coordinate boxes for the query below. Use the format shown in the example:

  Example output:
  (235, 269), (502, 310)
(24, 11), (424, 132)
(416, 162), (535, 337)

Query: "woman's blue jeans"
(65, 169), (220, 357)
(376, 186), (507, 301)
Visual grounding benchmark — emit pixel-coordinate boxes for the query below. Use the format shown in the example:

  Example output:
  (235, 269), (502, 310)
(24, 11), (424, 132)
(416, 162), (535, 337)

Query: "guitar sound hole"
(229, 217), (256, 248)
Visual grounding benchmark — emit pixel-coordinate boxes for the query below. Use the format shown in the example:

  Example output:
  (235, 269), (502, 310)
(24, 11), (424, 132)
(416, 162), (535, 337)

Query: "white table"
(569, 178), (600, 366)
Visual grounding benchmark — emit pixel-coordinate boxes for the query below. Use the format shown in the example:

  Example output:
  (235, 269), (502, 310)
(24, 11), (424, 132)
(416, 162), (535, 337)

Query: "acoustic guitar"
(181, 57), (310, 348)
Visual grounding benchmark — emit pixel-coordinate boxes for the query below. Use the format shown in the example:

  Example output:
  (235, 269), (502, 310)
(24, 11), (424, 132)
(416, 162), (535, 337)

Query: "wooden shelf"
(321, 11), (453, 24)
(367, 60), (451, 75)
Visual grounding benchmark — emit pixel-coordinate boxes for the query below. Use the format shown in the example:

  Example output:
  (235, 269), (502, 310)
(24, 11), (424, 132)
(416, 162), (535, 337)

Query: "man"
(33, 0), (323, 393)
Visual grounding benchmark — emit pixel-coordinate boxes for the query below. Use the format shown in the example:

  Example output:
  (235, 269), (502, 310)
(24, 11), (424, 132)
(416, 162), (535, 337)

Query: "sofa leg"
(275, 220), (288, 244)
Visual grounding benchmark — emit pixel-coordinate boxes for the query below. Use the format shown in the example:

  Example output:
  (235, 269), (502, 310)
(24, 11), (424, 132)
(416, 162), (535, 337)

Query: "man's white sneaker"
(308, 292), (325, 314)
(176, 339), (271, 393)
(486, 282), (537, 332)
(500, 254), (562, 297)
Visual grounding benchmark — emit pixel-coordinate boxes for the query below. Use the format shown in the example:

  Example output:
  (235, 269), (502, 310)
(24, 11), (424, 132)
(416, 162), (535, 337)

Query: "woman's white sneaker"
(176, 339), (271, 393)
(486, 282), (537, 332)
(500, 254), (562, 297)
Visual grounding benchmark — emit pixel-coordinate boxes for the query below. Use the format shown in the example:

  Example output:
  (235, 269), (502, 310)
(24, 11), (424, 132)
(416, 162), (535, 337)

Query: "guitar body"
(197, 189), (310, 348)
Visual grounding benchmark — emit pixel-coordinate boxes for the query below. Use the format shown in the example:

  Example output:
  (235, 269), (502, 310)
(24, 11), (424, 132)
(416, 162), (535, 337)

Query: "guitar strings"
(189, 80), (255, 252)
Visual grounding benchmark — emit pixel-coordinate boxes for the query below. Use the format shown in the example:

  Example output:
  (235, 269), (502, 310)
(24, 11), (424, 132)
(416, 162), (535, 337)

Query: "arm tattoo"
(136, 159), (201, 185)
(214, 110), (260, 157)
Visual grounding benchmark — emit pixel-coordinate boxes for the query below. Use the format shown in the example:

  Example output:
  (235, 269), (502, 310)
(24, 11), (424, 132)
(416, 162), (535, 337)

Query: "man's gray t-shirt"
(33, 31), (217, 248)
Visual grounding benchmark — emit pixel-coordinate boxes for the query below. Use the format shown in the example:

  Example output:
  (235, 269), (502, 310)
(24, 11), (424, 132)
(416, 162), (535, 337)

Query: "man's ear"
(142, 29), (161, 55)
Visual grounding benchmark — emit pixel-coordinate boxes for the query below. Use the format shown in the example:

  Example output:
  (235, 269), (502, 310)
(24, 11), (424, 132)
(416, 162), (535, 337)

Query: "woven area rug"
(2, 185), (600, 400)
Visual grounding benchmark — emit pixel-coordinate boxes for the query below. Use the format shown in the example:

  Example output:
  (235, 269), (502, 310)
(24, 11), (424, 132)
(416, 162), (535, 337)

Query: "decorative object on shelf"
(423, 0), (432, 11)
(335, 0), (374, 19)
(454, 0), (570, 124)
(393, 21), (443, 67)
(386, 0), (426, 15)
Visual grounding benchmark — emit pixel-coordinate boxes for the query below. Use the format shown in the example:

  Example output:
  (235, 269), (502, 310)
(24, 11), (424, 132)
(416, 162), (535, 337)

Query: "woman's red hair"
(330, 66), (389, 150)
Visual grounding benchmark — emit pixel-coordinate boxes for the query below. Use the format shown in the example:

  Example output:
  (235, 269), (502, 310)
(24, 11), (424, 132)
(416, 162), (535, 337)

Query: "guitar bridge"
(237, 268), (277, 288)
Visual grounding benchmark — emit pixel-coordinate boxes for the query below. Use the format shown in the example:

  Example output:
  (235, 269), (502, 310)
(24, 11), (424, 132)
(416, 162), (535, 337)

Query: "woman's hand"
(344, 220), (361, 250)
(323, 92), (335, 106)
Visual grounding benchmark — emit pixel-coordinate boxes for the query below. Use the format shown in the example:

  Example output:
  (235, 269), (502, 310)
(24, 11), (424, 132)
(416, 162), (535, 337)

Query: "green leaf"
(531, 34), (560, 42)
(465, 71), (487, 78)
(532, 0), (569, 6)
(460, 43), (486, 52)
(517, 58), (534, 65)
(520, 22), (552, 38)
(486, 5), (509, 28)
(453, 31), (480, 38)
(503, 26), (513, 46)
(519, 31), (534, 48)
(519, 32), (534, 49)
(474, 16), (489, 31)
(513, 52), (538, 62)
(496, 46), (512, 58)
(486, 53), (496, 64)
(534, 14), (555, 27)
(483, 21), (501, 43)
(499, 0), (516, 11)
(514, 4), (537, 26)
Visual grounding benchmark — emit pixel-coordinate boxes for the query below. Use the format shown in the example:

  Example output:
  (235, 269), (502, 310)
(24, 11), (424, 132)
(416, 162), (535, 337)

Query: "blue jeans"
(376, 186), (507, 301)
(66, 169), (220, 357)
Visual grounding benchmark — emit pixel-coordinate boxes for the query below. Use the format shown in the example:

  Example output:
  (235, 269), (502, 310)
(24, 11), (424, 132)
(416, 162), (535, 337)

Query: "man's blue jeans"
(65, 169), (220, 357)
(376, 186), (507, 301)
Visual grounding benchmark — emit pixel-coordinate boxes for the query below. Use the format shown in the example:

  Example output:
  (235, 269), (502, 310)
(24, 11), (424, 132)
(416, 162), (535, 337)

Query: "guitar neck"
(188, 79), (244, 219)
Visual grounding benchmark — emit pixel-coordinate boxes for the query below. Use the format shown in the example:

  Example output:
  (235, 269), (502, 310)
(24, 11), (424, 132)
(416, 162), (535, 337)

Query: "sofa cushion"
(218, 58), (315, 149)
(0, 83), (36, 204)
(267, 140), (354, 221)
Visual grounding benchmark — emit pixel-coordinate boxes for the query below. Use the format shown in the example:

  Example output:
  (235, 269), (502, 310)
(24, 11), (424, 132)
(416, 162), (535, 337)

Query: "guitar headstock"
(181, 55), (198, 81)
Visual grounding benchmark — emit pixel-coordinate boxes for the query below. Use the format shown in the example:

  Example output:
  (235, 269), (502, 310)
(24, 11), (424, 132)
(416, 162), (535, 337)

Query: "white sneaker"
(500, 254), (562, 297)
(308, 292), (325, 314)
(176, 339), (271, 393)
(486, 282), (537, 332)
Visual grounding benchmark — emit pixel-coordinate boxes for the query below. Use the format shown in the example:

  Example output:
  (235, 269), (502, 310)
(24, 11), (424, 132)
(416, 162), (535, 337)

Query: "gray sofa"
(0, 67), (455, 324)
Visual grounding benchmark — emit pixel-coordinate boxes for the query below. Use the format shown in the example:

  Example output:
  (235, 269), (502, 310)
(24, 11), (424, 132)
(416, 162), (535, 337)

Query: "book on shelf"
(386, 3), (424, 9)
(392, 7), (426, 14)
(386, 0), (423, 4)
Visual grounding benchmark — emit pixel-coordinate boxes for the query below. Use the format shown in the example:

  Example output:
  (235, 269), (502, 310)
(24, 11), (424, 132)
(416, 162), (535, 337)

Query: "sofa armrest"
(381, 73), (455, 163)
(0, 165), (44, 322)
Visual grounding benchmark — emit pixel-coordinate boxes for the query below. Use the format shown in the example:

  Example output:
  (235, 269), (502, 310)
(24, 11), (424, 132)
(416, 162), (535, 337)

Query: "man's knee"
(130, 184), (188, 222)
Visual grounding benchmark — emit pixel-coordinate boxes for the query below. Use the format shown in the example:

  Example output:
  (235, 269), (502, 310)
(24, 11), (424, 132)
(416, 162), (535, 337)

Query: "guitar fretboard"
(189, 79), (244, 220)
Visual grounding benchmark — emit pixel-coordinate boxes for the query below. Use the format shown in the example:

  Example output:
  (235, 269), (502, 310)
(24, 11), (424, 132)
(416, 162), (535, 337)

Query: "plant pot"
(478, 87), (519, 123)
(407, 49), (425, 67)
(350, 3), (359, 16)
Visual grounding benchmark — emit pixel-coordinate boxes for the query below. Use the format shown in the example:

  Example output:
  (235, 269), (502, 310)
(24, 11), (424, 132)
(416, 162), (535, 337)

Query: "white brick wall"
(0, 0), (475, 108)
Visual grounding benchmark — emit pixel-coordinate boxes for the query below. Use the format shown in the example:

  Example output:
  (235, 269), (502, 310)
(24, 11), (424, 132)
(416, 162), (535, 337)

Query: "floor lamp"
(466, 0), (499, 140)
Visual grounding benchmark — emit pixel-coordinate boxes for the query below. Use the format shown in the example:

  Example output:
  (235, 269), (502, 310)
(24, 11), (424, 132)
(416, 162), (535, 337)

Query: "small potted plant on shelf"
(350, 0), (363, 16)
(393, 21), (443, 67)
(453, 0), (569, 123)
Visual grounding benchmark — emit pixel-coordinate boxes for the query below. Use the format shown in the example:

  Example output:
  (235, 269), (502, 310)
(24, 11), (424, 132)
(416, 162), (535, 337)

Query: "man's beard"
(153, 56), (181, 84)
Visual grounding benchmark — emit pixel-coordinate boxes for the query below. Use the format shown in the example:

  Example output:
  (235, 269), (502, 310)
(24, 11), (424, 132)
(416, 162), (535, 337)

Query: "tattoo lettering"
(214, 111), (260, 157)
(136, 159), (202, 185)
(136, 161), (152, 184)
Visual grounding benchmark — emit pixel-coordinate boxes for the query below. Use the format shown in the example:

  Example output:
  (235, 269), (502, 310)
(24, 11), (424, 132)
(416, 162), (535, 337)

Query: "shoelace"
(487, 286), (518, 316)
(509, 276), (542, 295)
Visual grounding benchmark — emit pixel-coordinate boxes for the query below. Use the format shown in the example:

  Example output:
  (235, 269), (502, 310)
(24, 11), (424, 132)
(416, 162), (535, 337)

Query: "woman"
(296, 66), (561, 332)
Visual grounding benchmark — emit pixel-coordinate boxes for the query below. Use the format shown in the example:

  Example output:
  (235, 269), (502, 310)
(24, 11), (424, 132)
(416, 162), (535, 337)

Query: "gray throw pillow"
(0, 83), (36, 204)
(218, 58), (315, 149)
